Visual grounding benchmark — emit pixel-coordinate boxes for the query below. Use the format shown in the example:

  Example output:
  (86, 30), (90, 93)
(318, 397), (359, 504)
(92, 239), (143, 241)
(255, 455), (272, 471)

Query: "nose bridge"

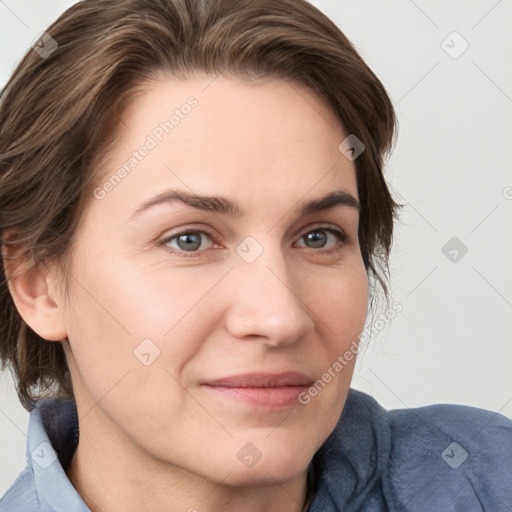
(225, 240), (314, 345)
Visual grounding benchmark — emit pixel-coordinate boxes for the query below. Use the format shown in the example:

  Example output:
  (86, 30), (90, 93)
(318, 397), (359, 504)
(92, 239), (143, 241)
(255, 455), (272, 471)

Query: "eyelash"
(158, 225), (349, 258)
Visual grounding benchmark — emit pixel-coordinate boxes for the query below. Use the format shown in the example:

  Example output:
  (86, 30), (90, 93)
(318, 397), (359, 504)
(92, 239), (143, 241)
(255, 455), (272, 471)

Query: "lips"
(201, 372), (314, 409)
(205, 372), (313, 388)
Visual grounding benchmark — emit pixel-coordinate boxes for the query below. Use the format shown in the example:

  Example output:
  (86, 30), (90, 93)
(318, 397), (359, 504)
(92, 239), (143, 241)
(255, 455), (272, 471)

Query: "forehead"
(93, 75), (357, 215)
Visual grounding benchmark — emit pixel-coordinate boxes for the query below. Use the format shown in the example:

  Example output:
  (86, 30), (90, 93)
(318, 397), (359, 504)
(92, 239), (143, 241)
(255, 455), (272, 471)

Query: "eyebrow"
(129, 188), (360, 220)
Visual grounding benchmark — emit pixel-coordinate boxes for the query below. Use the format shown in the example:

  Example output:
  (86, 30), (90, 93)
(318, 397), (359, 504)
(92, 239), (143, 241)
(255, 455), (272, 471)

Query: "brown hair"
(0, 0), (399, 411)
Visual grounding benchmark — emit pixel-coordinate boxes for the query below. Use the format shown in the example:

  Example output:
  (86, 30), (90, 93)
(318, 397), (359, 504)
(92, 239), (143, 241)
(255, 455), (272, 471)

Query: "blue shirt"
(1, 389), (511, 511)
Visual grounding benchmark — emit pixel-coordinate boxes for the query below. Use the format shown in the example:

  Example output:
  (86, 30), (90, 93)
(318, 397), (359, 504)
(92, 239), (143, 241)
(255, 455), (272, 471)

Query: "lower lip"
(202, 385), (310, 409)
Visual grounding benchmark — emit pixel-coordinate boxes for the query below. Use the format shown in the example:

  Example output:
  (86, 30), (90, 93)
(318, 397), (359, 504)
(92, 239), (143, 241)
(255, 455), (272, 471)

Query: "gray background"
(1, 0), (511, 496)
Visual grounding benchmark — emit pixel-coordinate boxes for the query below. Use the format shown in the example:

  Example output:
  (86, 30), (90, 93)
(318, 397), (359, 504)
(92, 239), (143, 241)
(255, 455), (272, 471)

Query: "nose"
(225, 248), (315, 347)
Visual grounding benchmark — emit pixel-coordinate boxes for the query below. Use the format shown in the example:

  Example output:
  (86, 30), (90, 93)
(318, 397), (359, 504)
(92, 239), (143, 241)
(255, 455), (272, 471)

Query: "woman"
(0, 1), (510, 511)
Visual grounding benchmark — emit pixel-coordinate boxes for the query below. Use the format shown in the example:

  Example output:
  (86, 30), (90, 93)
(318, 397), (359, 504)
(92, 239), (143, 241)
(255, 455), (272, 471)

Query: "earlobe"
(2, 244), (68, 342)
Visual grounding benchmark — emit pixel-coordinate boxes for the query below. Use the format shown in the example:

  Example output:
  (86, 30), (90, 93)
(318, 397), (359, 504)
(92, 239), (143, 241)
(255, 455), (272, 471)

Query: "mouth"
(201, 372), (314, 410)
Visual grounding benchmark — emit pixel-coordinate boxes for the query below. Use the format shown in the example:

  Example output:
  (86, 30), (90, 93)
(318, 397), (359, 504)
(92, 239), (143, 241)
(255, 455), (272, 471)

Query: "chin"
(221, 457), (310, 488)
(217, 434), (317, 487)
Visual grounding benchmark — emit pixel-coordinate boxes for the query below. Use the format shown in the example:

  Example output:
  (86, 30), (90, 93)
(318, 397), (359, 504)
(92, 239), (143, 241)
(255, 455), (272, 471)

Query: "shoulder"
(319, 390), (512, 511)
(385, 398), (512, 511)
(0, 466), (40, 512)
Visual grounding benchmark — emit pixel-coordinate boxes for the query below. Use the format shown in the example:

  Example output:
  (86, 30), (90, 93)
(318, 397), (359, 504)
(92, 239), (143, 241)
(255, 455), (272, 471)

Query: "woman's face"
(60, 75), (368, 486)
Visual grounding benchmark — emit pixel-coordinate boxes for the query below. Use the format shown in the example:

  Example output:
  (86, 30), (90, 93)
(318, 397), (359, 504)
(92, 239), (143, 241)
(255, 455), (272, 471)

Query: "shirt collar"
(27, 397), (87, 511)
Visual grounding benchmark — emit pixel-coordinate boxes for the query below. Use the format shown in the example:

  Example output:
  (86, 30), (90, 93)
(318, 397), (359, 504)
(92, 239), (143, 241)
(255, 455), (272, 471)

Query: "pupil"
(177, 233), (201, 251)
(306, 231), (327, 248)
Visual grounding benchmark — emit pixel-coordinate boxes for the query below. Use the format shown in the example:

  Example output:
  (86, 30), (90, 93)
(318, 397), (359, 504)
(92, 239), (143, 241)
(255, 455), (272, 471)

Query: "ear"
(2, 244), (68, 342)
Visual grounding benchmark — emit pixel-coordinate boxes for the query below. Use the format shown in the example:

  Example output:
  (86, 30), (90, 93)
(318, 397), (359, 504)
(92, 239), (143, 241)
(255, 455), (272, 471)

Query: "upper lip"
(203, 372), (314, 388)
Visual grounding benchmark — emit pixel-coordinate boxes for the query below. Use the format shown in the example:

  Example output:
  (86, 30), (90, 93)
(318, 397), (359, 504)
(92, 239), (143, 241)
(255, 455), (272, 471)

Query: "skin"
(7, 75), (368, 512)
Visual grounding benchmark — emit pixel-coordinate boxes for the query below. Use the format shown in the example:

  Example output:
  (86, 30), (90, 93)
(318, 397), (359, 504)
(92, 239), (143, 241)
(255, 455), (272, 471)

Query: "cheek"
(309, 258), (369, 344)
(61, 252), (228, 396)
(306, 260), (368, 399)
(61, 259), (213, 441)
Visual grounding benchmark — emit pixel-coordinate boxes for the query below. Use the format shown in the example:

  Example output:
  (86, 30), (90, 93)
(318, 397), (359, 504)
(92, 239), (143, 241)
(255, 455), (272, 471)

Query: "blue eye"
(296, 228), (347, 249)
(162, 230), (214, 253)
